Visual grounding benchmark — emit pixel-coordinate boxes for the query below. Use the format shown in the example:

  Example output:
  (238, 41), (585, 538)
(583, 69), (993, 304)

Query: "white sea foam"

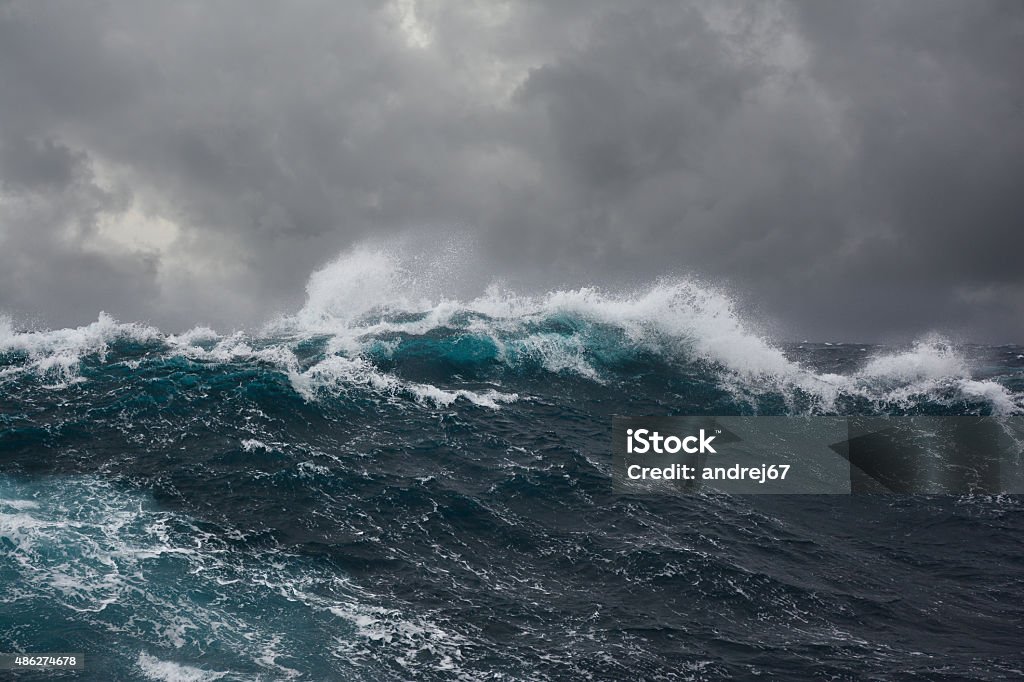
(1, 474), (470, 679)
(290, 354), (517, 408)
(1, 243), (1020, 413)
(240, 439), (272, 452)
(847, 338), (1021, 414)
(858, 336), (968, 383)
(328, 602), (470, 673)
(137, 652), (227, 682)
(273, 247), (813, 386)
(0, 312), (160, 385)
(167, 326), (220, 346)
(270, 245), (1022, 413)
(301, 247), (422, 323)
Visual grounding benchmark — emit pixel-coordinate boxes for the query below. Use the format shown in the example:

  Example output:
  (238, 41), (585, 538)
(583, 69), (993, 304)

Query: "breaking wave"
(1, 244), (1022, 415)
(1, 244), (1020, 415)
(4, 241), (1024, 680)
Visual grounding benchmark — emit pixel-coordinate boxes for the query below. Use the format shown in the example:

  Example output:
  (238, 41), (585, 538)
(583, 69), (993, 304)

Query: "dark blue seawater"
(3, 263), (1024, 680)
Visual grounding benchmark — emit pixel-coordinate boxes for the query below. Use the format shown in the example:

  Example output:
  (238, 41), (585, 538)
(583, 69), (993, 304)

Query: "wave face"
(2, 245), (1024, 679)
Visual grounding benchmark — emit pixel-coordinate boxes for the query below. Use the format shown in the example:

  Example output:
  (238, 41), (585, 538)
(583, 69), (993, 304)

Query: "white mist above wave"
(1, 243), (1021, 414)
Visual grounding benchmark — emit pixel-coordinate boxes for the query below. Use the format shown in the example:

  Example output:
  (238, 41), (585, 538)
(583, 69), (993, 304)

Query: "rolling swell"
(1, 243), (1020, 417)
(2, 246), (1024, 679)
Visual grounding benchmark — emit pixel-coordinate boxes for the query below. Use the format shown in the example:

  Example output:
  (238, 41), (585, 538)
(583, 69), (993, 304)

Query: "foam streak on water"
(2, 243), (1024, 680)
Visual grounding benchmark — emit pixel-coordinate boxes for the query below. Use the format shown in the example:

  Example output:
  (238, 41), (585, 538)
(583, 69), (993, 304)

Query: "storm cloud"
(1, 0), (1021, 340)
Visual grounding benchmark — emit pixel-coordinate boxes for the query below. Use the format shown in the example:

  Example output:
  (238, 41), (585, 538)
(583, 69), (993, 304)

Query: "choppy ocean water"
(2, 248), (1023, 680)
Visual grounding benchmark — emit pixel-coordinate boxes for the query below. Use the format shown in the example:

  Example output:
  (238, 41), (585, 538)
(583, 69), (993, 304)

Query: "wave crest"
(2, 245), (1021, 415)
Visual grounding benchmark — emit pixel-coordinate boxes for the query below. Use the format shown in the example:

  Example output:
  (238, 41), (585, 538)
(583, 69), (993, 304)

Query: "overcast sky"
(1, 0), (1022, 341)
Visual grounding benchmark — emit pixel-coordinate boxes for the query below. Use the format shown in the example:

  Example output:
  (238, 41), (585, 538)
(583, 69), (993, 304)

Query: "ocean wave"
(0, 312), (161, 386)
(0, 475), (478, 680)
(1, 245), (1021, 415)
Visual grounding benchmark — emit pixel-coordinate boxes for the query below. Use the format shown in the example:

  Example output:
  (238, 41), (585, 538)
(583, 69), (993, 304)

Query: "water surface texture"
(3, 248), (1023, 680)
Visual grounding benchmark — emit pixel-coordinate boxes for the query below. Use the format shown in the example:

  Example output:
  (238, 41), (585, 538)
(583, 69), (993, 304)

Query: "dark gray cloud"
(0, 0), (1021, 340)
